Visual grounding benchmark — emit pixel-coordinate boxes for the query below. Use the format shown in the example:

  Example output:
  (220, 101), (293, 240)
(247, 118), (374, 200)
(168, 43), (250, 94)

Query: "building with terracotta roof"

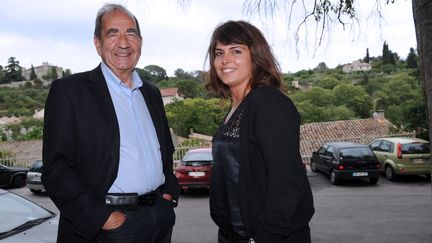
(160, 88), (183, 105)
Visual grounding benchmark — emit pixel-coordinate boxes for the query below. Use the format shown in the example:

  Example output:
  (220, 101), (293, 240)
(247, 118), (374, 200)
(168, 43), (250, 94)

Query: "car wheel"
(330, 171), (339, 185)
(425, 174), (431, 181)
(30, 189), (42, 194)
(385, 165), (396, 181)
(369, 177), (379, 185)
(12, 175), (26, 187)
(310, 161), (319, 172)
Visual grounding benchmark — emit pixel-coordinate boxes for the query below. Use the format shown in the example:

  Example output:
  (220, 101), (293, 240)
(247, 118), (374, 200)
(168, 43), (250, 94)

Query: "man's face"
(94, 10), (142, 78)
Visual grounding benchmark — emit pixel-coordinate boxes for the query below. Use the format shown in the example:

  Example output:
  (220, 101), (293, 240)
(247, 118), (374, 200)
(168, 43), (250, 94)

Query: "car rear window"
(401, 143), (430, 154)
(339, 148), (375, 160)
(182, 152), (212, 166)
(29, 160), (43, 172)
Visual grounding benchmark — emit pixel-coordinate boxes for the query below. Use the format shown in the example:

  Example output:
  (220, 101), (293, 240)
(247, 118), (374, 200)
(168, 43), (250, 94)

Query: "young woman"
(206, 20), (314, 243)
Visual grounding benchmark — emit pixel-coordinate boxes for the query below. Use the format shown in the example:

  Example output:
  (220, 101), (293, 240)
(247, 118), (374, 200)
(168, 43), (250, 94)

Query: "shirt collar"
(100, 62), (143, 90)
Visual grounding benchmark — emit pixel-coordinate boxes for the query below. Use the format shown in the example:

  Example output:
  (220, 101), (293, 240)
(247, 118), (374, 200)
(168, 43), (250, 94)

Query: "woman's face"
(213, 41), (252, 92)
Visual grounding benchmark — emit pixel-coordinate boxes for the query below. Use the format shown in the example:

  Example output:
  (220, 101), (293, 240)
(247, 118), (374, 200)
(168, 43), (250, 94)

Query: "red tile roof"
(160, 88), (178, 97)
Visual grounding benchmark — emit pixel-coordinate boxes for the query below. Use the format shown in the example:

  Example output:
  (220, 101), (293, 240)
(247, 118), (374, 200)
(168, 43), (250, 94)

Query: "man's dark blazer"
(42, 65), (179, 243)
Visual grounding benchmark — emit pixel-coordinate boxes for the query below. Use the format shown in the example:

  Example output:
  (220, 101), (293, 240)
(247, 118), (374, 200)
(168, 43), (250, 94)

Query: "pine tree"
(30, 64), (37, 80)
(4, 57), (24, 81)
(364, 48), (370, 63)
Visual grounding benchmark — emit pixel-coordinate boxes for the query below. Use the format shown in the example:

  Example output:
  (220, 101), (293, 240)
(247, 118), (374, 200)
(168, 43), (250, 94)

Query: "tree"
(0, 65), (5, 82)
(364, 48), (370, 63)
(406, 47), (418, 69)
(50, 67), (58, 80)
(62, 68), (72, 77)
(4, 57), (24, 82)
(177, 79), (200, 98)
(174, 68), (194, 79)
(143, 65), (167, 83)
(30, 65), (37, 80)
(382, 41), (396, 65)
(333, 84), (371, 118)
(413, 0), (432, 142)
(165, 98), (229, 136)
(315, 62), (328, 72)
(317, 77), (340, 90)
(44, 67), (58, 81)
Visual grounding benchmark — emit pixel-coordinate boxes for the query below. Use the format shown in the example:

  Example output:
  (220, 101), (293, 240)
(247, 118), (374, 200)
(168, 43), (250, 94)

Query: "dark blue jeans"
(96, 197), (175, 243)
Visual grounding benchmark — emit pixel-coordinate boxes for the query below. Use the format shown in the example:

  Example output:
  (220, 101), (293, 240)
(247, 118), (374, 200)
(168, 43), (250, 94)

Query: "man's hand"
(102, 211), (126, 230)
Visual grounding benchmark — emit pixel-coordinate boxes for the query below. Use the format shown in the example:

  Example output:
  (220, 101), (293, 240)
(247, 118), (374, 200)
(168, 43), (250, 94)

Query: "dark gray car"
(0, 164), (28, 188)
(310, 142), (381, 185)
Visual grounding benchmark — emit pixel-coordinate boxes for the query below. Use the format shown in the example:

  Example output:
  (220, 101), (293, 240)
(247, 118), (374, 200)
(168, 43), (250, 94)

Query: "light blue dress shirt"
(101, 62), (165, 195)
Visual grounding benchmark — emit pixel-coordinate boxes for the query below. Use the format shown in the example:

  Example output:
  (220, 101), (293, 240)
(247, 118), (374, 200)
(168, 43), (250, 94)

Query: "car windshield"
(402, 143), (430, 154)
(0, 192), (54, 235)
(182, 151), (212, 166)
(339, 148), (375, 160)
(30, 160), (43, 172)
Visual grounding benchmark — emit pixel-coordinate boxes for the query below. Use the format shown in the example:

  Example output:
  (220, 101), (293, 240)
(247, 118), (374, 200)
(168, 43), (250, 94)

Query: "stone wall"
(0, 140), (42, 166)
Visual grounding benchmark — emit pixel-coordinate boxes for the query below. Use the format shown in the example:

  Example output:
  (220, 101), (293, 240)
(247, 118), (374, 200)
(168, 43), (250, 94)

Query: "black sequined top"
(210, 97), (249, 240)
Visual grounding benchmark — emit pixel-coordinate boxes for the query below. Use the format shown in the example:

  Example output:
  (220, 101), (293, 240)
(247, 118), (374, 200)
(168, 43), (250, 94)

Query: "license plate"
(353, 172), (368, 176)
(189, 172), (205, 177)
(412, 159), (428, 164)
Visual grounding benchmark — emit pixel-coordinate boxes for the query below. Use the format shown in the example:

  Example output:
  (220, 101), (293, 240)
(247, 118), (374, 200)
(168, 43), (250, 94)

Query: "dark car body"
(174, 148), (212, 191)
(26, 160), (45, 194)
(0, 164), (28, 188)
(310, 142), (381, 185)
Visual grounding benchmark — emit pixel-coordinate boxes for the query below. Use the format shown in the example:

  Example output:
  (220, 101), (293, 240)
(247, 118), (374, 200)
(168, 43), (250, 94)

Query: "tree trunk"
(412, 0), (432, 182)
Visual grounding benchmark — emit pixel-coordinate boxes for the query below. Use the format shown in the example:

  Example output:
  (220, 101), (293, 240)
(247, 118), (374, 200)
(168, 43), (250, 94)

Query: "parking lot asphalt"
(8, 167), (432, 243)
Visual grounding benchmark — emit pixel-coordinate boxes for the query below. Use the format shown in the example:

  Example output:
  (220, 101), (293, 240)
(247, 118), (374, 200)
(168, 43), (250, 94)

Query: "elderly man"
(42, 4), (179, 243)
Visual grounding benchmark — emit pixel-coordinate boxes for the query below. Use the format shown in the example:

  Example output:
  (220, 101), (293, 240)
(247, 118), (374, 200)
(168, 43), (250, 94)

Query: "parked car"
(310, 142), (381, 185)
(175, 147), (212, 192)
(0, 188), (58, 242)
(369, 137), (431, 181)
(26, 160), (45, 194)
(0, 164), (28, 188)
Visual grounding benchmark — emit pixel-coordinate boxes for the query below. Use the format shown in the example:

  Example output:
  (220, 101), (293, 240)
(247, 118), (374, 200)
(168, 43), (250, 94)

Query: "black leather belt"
(105, 190), (158, 210)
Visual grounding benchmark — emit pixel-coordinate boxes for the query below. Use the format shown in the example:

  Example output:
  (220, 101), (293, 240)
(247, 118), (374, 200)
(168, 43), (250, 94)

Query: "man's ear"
(94, 37), (102, 56)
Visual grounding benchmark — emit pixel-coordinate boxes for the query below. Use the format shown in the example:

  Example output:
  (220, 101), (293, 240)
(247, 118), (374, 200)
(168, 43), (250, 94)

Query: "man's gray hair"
(94, 3), (142, 39)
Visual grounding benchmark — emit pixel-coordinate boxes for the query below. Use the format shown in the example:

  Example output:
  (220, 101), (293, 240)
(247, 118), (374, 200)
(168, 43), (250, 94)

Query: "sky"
(0, 0), (417, 77)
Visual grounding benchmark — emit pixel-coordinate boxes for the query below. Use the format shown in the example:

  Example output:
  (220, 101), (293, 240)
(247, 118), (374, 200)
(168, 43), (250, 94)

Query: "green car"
(369, 137), (431, 181)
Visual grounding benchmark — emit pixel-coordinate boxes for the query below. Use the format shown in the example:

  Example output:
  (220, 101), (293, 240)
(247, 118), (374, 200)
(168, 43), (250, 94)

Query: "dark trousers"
(96, 197), (175, 243)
